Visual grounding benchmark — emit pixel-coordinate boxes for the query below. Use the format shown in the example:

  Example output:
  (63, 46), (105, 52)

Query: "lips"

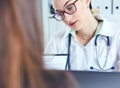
(69, 20), (78, 26)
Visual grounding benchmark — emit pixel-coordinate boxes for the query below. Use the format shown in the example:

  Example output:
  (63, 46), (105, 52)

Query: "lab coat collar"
(95, 15), (115, 37)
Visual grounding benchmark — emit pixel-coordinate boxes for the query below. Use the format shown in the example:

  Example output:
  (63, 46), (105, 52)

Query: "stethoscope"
(65, 33), (115, 71)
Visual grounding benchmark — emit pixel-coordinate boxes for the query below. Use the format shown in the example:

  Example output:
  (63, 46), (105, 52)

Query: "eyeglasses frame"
(53, 0), (78, 21)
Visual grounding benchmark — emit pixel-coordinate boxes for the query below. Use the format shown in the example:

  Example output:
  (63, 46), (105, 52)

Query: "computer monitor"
(70, 71), (120, 88)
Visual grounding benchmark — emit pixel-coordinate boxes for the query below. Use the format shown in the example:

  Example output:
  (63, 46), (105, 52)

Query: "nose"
(63, 13), (72, 24)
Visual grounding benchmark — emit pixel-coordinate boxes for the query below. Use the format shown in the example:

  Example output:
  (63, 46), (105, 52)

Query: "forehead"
(52, 0), (72, 10)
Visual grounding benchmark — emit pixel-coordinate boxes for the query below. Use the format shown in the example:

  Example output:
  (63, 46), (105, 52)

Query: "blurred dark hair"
(90, 2), (92, 9)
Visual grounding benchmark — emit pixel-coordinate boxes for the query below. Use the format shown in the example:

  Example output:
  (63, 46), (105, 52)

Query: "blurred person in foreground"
(0, 0), (79, 88)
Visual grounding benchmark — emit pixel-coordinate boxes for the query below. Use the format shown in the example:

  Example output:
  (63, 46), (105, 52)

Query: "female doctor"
(45, 0), (120, 71)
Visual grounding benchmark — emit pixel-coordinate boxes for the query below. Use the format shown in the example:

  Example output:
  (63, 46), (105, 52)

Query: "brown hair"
(0, 0), (45, 88)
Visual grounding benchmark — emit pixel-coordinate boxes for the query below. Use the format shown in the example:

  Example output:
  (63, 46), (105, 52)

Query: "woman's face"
(52, 0), (90, 31)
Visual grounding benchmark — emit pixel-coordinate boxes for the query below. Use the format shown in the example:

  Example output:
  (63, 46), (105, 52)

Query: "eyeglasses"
(53, 0), (78, 21)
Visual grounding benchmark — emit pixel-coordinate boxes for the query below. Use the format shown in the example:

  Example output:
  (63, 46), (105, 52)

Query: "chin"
(70, 26), (80, 31)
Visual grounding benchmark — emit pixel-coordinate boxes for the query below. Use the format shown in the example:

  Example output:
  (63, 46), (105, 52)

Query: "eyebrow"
(63, 0), (71, 7)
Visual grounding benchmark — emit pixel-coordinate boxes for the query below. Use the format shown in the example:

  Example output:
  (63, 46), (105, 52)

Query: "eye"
(66, 4), (74, 12)
(56, 12), (63, 17)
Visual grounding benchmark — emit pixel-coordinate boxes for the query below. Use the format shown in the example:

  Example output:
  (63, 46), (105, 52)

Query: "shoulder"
(102, 15), (120, 32)
(44, 29), (70, 53)
(49, 29), (70, 43)
(97, 15), (120, 36)
(54, 30), (70, 40)
(107, 20), (120, 35)
(103, 18), (120, 44)
(104, 20), (120, 38)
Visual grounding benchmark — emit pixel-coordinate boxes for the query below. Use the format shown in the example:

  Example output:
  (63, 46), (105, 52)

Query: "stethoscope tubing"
(65, 33), (71, 70)
(94, 34), (110, 70)
(95, 34), (110, 46)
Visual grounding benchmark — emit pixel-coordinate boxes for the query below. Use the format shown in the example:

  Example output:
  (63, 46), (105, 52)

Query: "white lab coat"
(44, 16), (120, 72)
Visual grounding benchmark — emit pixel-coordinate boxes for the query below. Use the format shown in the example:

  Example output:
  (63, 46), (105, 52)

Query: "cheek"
(74, 3), (88, 23)
(73, 10), (86, 23)
(71, 12), (86, 30)
(62, 20), (68, 25)
(75, 1), (88, 17)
